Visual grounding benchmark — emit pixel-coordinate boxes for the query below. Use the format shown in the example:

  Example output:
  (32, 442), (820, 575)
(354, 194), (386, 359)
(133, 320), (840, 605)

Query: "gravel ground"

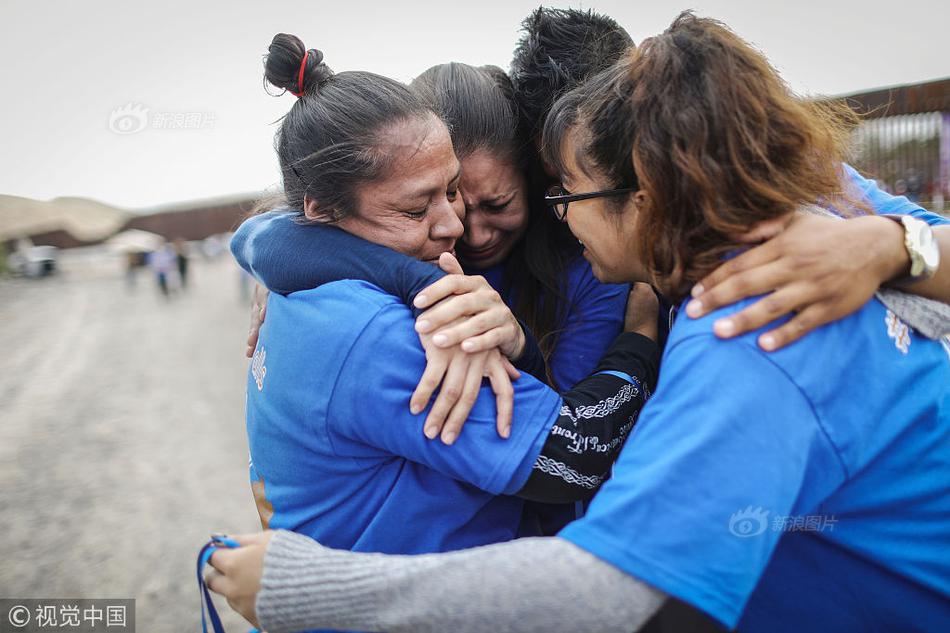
(0, 251), (262, 631)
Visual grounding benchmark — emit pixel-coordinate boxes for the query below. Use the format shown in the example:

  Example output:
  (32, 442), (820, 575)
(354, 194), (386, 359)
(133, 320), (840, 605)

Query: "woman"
(238, 30), (660, 622)
(210, 15), (950, 633)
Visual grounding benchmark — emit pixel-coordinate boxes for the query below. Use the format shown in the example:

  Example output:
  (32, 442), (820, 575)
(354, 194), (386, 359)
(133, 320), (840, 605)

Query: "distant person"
(124, 252), (139, 290)
(149, 243), (176, 298)
(173, 238), (190, 289)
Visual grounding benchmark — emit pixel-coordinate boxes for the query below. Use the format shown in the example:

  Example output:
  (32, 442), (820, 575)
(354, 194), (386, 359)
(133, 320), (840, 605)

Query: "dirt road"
(0, 252), (262, 631)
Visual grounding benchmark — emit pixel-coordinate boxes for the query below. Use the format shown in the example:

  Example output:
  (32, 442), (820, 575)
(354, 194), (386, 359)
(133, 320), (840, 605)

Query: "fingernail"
(501, 426), (511, 439)
(410, 403), (421, 415)
(461, 340), (474, 351)
(414, 294), (427, 307)
(433, 334), (448, 346)
(691, 283), (704, 297)
(714, 319), (735, 336)
(442, 431), (457, 445)
(760, 334), (777, 351)
(415, 320), (431, 333)
(424, 425), (438, 439)
(686, 299), (703, 317)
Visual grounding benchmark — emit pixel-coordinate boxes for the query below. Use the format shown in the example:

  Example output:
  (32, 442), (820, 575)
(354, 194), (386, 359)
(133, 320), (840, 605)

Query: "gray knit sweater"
(256, 531), (665, 633)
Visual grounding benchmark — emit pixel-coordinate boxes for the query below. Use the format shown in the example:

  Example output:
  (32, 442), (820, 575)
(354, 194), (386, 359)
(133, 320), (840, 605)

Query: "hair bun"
(264, 33), (334, 97)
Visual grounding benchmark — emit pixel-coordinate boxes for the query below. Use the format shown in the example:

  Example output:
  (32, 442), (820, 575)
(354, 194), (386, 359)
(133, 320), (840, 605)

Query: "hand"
(411, 325), (520, 444)
(246, 283), (269, 358)
(623, 283), (660, 343)
(205, 531), (275, 630)
(686, 213), (907, 351)
(413, 253), (526, 360)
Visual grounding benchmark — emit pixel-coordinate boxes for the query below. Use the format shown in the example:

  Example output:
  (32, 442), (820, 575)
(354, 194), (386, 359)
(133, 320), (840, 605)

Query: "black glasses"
(544, 185), (636, 221)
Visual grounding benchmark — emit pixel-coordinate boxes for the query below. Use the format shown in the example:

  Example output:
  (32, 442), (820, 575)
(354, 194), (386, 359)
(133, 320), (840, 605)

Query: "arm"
(519, 332), (659, 503)
(230, 210), (445, 304)
(328, 302), (659, 502)
(207, 530), (666, 633)
(686, 168), (950, 349)
(234, 217), (543, 433)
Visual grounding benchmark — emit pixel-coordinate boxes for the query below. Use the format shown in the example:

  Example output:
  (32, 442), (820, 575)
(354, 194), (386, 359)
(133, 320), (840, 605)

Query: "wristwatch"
(885, 215), (941, 284)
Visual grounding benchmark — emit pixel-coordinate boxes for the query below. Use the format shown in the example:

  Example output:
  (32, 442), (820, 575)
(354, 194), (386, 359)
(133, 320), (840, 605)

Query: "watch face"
(911, 220), (940, 272)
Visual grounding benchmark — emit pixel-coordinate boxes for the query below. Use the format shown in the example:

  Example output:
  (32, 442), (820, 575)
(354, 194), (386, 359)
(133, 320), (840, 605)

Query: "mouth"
(457, 240), (504, 262)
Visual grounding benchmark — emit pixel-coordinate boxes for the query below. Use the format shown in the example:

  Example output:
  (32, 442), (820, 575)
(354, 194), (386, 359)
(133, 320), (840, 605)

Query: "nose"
(429, 196), (464, 243)
(463, 210), (493, 249)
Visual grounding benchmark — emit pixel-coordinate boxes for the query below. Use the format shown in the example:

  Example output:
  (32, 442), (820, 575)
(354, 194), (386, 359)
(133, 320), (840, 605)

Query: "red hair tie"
(290, 50), (309, 97)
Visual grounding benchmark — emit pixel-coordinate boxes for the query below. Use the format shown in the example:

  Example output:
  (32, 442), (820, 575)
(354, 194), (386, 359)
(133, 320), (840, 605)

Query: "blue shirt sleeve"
(549, 259), (629, 391)
(559, 332), (846, 628)
(843, 164), (949, 226)
(325, 301), (562, 496)
(229, 210), (447, 301)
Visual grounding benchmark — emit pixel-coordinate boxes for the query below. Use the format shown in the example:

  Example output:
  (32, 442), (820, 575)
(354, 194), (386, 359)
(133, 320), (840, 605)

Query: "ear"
(303, 196), (320, 220)
(633, 190), (649, 209)
(303, 196), (336, 224)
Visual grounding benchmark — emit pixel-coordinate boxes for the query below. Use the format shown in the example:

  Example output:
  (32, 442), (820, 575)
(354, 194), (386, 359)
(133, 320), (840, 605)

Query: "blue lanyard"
(197, 535), (260, 633)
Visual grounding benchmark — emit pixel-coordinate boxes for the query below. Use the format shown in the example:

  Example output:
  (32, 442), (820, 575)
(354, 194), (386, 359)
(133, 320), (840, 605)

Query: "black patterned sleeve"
(516, 332), (660, 504)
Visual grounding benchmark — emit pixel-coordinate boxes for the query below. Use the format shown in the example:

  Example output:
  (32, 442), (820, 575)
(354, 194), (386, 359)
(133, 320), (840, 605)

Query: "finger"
(205, 569), (236, 596)
(689, 241), (783, 301)
(687, 259), (790, 318)
(709, 284), (811, 339)
(416, 294), (482, 335)
(220, 533), (267, 546)
(438, 251), (465, 275)
(413, 275), (477, 310)
(729, 214), (794, 243)
(207, 547), (233, 573)
(486, 357), (514, 438)
(459, 327), (509, 353)
(424, 354), (470, 441)
(410, 354), (449, 418)
(441, 353), (488, 445)
(757, 304), (829, 352)
(502, 357), (521, 381)
(433, 311), (507, 348)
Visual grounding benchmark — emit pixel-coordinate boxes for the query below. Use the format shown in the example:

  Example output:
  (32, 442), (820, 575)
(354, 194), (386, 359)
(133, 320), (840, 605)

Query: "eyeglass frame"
(544, 185), (637, 221)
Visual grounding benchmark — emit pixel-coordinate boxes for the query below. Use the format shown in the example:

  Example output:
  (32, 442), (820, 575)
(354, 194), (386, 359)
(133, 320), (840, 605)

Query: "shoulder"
(273, 280), (410, 338)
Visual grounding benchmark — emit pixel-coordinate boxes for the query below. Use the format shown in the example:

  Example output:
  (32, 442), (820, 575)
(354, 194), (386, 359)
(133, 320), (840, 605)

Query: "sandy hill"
(0, 195), (131, 243)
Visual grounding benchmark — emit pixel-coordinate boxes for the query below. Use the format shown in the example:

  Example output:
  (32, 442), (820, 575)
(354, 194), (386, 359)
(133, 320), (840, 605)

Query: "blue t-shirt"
(478, 257), (629, 392)
(560, 293), (950, 630)
(246, 279), (561, 557)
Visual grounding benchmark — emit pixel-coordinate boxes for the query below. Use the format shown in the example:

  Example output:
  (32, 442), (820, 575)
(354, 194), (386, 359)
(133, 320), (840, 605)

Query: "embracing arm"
(518, 331), (659, 503)
(256, 530), (666, 633)
(230, 210), (445, 302)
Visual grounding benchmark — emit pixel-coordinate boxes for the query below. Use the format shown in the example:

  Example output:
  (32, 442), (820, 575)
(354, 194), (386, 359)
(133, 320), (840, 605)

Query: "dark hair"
(411, 63), (526, 165)
(545, 12), (859, 299)
(411, 62), (578, 386)
(264, 33), (431, 221)
(510, 7), (634, 142)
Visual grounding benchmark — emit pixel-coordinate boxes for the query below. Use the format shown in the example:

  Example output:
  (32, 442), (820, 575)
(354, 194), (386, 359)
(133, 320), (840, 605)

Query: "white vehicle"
(7, 242), (58, 277)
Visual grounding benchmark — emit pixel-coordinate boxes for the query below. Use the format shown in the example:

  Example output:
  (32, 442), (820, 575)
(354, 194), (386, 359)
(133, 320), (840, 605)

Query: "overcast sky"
(1, 0), (947, 209)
